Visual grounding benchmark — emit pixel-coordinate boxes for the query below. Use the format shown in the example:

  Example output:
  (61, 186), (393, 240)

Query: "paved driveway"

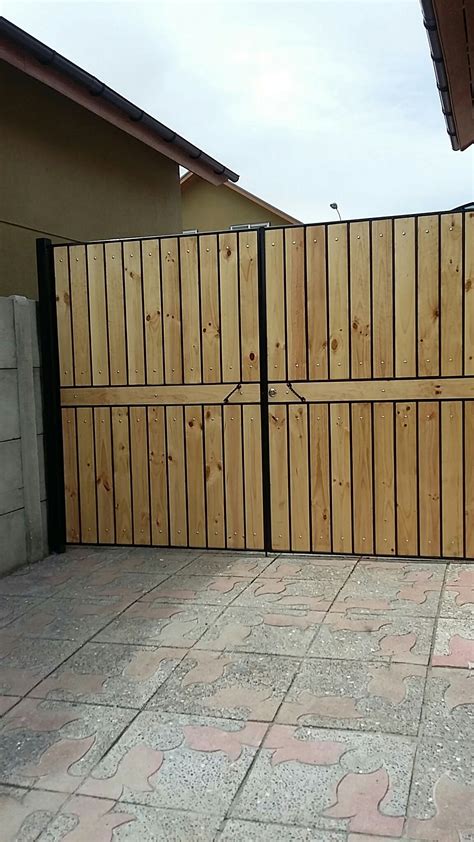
(0, 548), (473, 840)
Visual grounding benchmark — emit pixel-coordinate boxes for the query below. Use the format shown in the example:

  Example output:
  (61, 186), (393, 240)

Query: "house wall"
(181, 176), (290, 231)
(0, 296), (47, 575)
(0, 60), (182, 298)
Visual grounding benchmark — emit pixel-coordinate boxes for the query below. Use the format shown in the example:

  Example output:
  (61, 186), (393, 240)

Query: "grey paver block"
(140, 573), (254, 605)
(0, 632), (81, 695)
(94, 602), (223, 647)
(233, 577), (347, 612)
(438, 564), (474, 619)
(5, 596), (132, 642)
(195, 606), (325, 656)
(332, 561), (445, 617)
(421, 667), (474, 740)
(0, 784), (67, 842)
(0, 595), (48, 628)
(184, 553), (274, 577)
(432, 618), (474, 668)
(218, 820), (345, 840)
(260, 557), (355, 583)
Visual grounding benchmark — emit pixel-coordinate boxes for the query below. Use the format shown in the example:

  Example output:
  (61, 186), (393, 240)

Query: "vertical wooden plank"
(180, 236), (201, 384)
(394, 218), (416, 377)
(330, 403), (352, 553)
(204, 405), (225, 547)
(54, 247), (74, 387)
(417, 217), (439, 377)
(465, 212), (474, 375)
(94, 407), (114, 544)
(166, 407), (187, 546)
(396, 402), (418, 555)
(104, 242), (127, 386)
(148, 406), (169, 546)
(465, 402), (474, 558)
(285, 228), (306, 380)
(239, 231), (259, 382)
(69, 245), (91, 386)
(418, 402), (440, 557)
(351, 403), (373, 554)
(123, 242), (145, 385)
(350, 222), (371, 379)
(309, 404), (331, 552)
(200, 235), (220, 383)
(87, 244), (109, 386)
(328, 223), (349, 379)
(306, 225), (328, 380)
(185, 406), (206, 547)
(441, 213), (463, 375)
(243, 405), (264, 550)
(76, 407), (97, 543)
(441, 401), (463, 557)
(142, 239), (164, 385)
(372, 219), (393, 378)
(130, 407), (150, 545)
(112, 407), (132, 544)
(161, 238), (182, 385)
(223, 405), (244, 549)
(219, 233), (240, 381)
(269, 405), (289, 550)
(374, 403), (395, 555)
(62, 408), (80, 542)
(288, 404), (310, 551)
(266, 229), (286, 381)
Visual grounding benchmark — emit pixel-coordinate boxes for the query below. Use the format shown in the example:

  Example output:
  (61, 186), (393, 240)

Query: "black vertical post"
(257, 226), (272, 554)
(36, 238), (66, 553)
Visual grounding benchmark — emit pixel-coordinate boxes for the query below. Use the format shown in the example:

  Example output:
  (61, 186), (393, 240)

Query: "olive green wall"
(0, 60), (182, 298)
(181, 176), (290, 232)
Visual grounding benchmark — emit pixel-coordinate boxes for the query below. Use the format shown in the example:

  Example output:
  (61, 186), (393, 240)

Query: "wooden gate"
(41, 208), (473, 558)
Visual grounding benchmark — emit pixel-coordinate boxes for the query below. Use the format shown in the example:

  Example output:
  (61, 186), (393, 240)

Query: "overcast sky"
(2, 0), (473, 223)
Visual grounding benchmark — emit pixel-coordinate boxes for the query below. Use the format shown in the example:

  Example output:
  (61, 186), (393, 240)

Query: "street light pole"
(330, 202), (342, 221)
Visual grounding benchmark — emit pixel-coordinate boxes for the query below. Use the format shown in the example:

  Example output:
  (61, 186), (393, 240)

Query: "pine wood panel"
(161, 238), (182, 385)
(417, 217), (439, 377)
(94, 407), (114, 544)
(62, 408), (80, 542)
(204, 405), (225, 547)
(180, 236), (201, 384)
(200, 235), (220, 383)
(266, 377), (474, 403)
(269, 405), (289, 550)
(123, 242), (145, 385)
(350, 222), (371, 379)
(466, 213), (474, 375)
(441, 214), (463, 375)
(104, 242), (127, 386)
(394, 218), (416, 377)
(87, 244), (109, 386)
(309, 404), (331, 552)
(465, 401), (474, 558)
(224, 405), (244, 548)
(372, 219), (393, 378)
(373, 403), (395, 555)
(142, 239), (164, 385)
(69, 245), (91, 386)
(62, 384), (259, 407)
(418, 402), (440, 556)
(112, 406), (132, 544)
(240, 231), (259, 382)
(76, 407), (97, 543)
(441, 401), (463, 557)
(306, 226), (328, 380)
(266, 230), (286, 380)
(288, 404), (310, 550)
(395, 402), (418, 555)
(166, 407), (187, 545)
(130, 407), (150, 545)
(54, 248), (74, 387)
(185, 405), (206, 547)
(286, 228), (307, 380)
(243, 405), (264, 549)
(328, 224), (349, 379)
(330, 403), (352, 553)
(148, 406), (169, 545)
(351, 403), (373, 553)
(219, 234), (240, 381)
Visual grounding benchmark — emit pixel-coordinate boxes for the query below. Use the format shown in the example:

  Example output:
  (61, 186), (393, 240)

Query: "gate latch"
(287, 382), (306, 402)
(223, 383), (242, 403)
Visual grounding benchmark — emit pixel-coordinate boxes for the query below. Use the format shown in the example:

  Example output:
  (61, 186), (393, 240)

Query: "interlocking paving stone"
(38, 798), (222, 841)
(78, 711), (267, 816)
(148, 651), (298, 720)
(218, 821), (345, 840)
(421, 667), (474, 740)
(230, 723), (416, 833)
(438, 565), (474, 619)
(0, 784), (67, 842)
(97, 547), (201, 576)
(276, 658), (426, 735)
(0, 698), (134, 791)
(332, 561), (445, 617)
(195, 606), (325, 656)
(29, 642), (185, 708)
(5, 597), (133, 642)
(432, 618), (474, 668)
(184, 553), (274, 578)
(0, 633), (81, 695)
(308, 612), (435, 664)
(140, 574), (254, 605)
(406, 736), (474, 840)
(95, 602), (223, 647)
(259, 557), (355, 582)
(233, 578), (346, 612)
(59, 569), (169, 600)
(0, 695), (20, 716)
(0, 595), (48, 628)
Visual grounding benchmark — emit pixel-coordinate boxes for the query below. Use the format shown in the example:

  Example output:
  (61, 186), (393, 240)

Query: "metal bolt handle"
(268, 387), (277, 397)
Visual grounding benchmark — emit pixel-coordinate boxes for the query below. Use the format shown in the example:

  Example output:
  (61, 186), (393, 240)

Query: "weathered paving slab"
(184, 552), (275, 578)
(195, 606), (325, 656)
(148, 651), (298, 720)
(420, 666), (474, 741)
(332, 561), (445, 617)
(0, 695), (20, 716)
(233, 577), (343, 612)
(96, 547), (201, 577)
(438, 564), (474, 619)
(0, 784), (67, 842)
(258, 556), (355, 583)
(5, 596), (133, 642)
(218, 820), (345, 840)
(59, 569), (170, 600)
(432, 618), (474, 668)
(0, 595), (48, 628)
(140, 573), (254, 605)
(0, 632), (80, 695)
(95, 602), (223, 647)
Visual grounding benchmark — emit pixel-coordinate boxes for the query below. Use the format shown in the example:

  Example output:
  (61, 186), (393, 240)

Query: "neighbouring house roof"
(0, 17), (239, 185)
(420, 0), (474, 151)
(180, 172), (302, 224)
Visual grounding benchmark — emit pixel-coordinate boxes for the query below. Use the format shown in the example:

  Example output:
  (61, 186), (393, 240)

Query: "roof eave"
(420, 0), (460, 150)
